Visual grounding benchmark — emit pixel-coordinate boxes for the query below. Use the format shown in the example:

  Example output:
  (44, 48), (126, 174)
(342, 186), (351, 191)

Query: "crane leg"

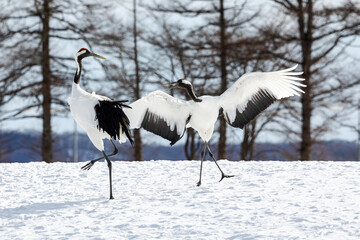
(81, 140), (118, 171)
(197, 144), (207, 187)
(102, 151), (114, 200)
(206, 143), (234, 182)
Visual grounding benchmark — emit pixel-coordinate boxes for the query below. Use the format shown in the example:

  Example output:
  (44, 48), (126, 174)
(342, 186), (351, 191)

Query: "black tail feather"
(95, 100), (134, 144)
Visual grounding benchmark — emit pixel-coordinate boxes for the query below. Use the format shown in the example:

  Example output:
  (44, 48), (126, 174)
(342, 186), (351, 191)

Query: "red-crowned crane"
(125, 66), (305, 186)
(68, 48), (134, 200)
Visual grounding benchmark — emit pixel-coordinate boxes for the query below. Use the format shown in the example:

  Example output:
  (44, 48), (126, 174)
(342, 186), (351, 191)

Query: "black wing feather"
(94, 100), (134, 145)
(141, 109), (190, 146)
(225, 89), (276, 129)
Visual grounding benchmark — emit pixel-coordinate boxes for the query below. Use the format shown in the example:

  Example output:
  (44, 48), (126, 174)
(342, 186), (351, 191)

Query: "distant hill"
(0, 131), (358, 162)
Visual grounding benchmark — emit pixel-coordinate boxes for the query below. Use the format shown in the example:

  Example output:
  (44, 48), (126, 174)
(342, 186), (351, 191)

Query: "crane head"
(75, 48), (106, 61)
(162, 78), (201, 102)
(162, 78), (190, 91)
(176, 78), (192, 89)
(162, 78), (194, 93)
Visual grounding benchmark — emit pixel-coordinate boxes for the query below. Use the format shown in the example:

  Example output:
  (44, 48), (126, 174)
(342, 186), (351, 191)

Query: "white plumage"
(127, 65), (304, 143)
(68, 48), (133, 200)
(125, 65), (305, 185)
(68, 84), (129, 150)
(126, 90), (191, 137)
(220, 65), (304, 124)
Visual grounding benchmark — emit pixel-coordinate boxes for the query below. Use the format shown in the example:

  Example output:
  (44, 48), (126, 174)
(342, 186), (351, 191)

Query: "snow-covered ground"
(0, 160), (359, 239)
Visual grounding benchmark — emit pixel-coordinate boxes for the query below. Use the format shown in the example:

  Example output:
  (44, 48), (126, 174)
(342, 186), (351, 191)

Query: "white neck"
(71, 81), (87, 97)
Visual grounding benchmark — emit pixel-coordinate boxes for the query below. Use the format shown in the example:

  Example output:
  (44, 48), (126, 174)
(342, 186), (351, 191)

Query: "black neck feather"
(185, 84), (202, 102)
(73, 59), (82, 84)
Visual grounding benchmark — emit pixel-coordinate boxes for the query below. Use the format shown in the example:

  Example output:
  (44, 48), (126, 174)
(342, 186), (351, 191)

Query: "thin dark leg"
(81, 139), (118, 171)
(197, 144), (207, 187)
(102, 150), (114, 200)
(206, 143), (234, 182)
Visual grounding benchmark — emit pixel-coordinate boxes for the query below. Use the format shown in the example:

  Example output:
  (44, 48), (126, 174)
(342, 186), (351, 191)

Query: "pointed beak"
(90, 52), (106, 60)
(162, 82), (178, 87)
(162, 82), (178, 92)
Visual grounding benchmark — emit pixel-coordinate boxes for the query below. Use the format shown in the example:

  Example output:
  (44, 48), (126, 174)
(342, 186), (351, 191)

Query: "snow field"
(0, 161), (359, 239)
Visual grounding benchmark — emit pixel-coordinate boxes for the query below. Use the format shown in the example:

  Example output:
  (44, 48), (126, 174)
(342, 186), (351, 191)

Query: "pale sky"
(1, 0), (359, 145)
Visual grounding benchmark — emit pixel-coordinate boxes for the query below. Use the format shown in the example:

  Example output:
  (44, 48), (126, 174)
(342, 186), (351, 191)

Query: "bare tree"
(147, 0), (262, 160)
(132, 0), (143, 161)
(144, 18), (205, 160)
(0, 0), (110, 162)
(260, 0), (360, 160)
(90, 0), (154, 161)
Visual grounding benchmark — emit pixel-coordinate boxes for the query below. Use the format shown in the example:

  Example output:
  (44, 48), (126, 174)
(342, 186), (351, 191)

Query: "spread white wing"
(124, 90), (192, 145)
(220, 65), (305, 129)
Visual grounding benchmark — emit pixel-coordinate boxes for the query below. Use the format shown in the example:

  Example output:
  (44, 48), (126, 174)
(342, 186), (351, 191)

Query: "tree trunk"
(41, 0), (53, 163)
(217, 0), (227, 160)
(133, 129), (143, 161)
(240, 125), (249, 160)
(240, 119), (257, 160)
(185, 128), (196, 160)
(133, 0), (143, 161)
(249, 119), (257, 160)
(0, 129), (3, 163)
(300, 73), (312, 160)
(298, 0), (313, 160)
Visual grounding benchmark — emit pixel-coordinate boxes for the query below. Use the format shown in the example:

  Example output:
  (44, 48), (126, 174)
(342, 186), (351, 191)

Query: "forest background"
(0, 0), (359, 162)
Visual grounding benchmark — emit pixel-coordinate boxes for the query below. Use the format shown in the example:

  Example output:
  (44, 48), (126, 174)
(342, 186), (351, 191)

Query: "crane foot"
(219, 173), (234, 182)
(81, 160), (95, 171)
